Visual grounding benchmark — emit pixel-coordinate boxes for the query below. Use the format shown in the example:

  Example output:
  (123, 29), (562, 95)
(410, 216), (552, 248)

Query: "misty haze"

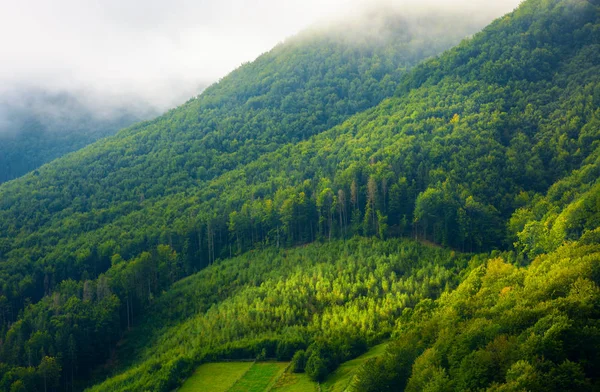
(0, 0), (519, 184)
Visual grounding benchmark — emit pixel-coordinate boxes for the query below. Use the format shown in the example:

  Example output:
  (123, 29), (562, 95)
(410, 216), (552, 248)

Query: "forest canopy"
(0, 0), (599, 391)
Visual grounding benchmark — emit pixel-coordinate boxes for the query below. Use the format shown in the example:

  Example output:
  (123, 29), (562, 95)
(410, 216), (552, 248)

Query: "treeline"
(192, 171), (500, 271)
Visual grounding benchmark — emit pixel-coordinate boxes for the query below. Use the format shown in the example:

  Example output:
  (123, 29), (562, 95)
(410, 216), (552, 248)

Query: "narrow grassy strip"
(271, 373), (318, 392)
(266, 362), (294, 392)
(228, 362), (288, 392)
(178, 362), (253, 392)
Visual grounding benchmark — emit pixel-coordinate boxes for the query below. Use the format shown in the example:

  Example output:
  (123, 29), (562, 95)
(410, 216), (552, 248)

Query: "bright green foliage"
(351, 240), (600, 391)
(86, 238), (470, 391)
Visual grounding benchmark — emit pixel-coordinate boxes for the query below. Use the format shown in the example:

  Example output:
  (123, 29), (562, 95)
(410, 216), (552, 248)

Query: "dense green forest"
(0, 0), (599, 390)
(351, 149), (600, 391)
(0, 89), (154, 184)
(0, 9), (484, 391)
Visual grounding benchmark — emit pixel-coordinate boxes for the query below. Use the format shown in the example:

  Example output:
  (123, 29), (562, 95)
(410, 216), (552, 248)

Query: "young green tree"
(38, 356), (61, 392)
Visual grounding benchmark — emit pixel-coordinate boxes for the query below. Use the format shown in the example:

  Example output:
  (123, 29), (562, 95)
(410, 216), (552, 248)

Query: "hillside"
(0, 88), (156, 184)
(87, 238), (472, 391)
(0, 7), (487, 392)
(89, 151), (600, 390)
(0, 0), (599, 391)
(86, 0), (599, 390)
(343, 143), (600, 391)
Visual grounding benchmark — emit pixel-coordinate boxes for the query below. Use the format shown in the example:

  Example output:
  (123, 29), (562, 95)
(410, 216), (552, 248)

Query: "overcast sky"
(0, 0), (522, 110)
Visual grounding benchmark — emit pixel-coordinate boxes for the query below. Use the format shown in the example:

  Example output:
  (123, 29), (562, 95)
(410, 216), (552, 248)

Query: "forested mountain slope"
(0, 8), (488, 392)
(1, 0), (600, 390)
(84, 0), (599, 390)
(0, 89), (155, 184)
(0, 9), (479, 279)
(32, 0), (595, 270)
(84, 152), (600, 391)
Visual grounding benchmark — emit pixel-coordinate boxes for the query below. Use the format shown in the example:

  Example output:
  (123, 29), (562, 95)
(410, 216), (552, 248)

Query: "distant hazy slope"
(0, 88), (157, 183)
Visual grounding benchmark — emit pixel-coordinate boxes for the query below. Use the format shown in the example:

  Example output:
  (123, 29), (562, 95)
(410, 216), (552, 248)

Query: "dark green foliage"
(291, 350), (307, 373)
(305, 341), (338, 382)
(305, 353), (328, 382)
(353, 329), (427, 391)
(275, 340), (305, 362)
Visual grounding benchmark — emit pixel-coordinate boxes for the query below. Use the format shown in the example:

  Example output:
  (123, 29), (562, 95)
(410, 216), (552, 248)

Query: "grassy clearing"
(179, 343), (386, 392)
(271, 372), (317, 392)
(178, 362), (253, 392)
(322, 343), (388, 392)
(228, 362), (288, 392)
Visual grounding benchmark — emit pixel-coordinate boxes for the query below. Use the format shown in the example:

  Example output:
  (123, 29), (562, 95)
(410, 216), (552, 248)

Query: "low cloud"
(0, 0), (522, 135)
